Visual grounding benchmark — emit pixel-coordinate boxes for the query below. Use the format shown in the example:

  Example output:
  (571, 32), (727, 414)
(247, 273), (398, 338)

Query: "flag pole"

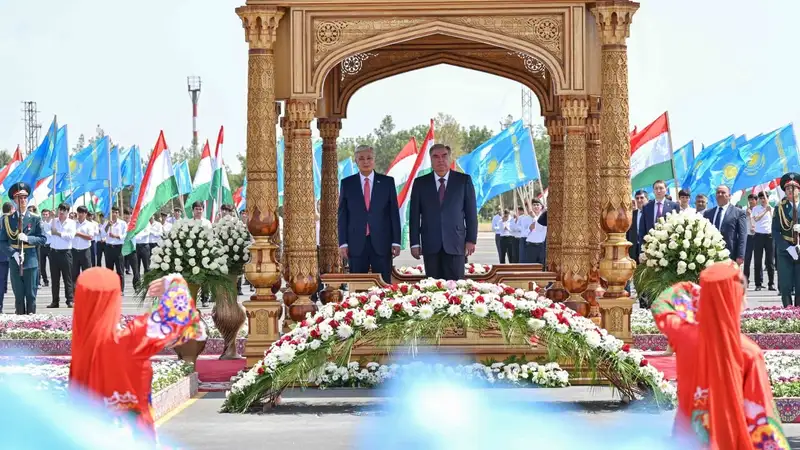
(51, 115), (58, 211)
(665, 111), (680, 198)
(106, 141), (113, 217)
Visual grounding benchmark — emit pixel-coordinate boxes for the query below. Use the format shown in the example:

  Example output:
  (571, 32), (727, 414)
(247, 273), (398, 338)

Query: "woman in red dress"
(69, 267), (206, 442)
(651, 261), (788, 448)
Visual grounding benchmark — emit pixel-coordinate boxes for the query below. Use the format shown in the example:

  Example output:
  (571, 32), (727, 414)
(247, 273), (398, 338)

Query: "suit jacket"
(0, 211), (46, 270)
(639, 199), (680, 244)
(337, 172), (401, 257)
(409, 171), (478, 255)
(704, 205), (747, 260)
(627, 209), (641, 261)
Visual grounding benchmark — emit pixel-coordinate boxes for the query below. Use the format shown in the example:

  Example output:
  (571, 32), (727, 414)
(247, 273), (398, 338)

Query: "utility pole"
(21, 101), (41, 156)
(187, 76), (202, 157)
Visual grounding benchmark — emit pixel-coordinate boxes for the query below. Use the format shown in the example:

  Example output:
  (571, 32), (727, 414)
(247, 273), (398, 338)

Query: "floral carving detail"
(533, 17), (560, 42)
(340, 53), (378, 80)
(509, 52), (546, 77)
(317, 21), (344, 46)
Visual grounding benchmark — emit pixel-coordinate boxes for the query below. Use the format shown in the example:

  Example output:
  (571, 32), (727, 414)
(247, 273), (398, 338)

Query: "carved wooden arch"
(310, 20), (568, 98)
(324, 51), (556, 119)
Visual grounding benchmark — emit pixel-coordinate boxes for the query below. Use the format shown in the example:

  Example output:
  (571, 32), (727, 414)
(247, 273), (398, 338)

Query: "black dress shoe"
(46, 303), (58, 308)
(66, 301), (73, 308)
(769, 286), (777, 291)
(755, 286), (763, 291)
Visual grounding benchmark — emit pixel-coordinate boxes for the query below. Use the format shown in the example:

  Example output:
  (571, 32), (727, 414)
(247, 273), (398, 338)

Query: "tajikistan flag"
(389, 120), (434, 249)
(184, 139), (215, 218)
(630, 112), (675, 191)
(0, 146), (23, 196)
(210, 126), (234, 221)
(123, 131), (179, 256)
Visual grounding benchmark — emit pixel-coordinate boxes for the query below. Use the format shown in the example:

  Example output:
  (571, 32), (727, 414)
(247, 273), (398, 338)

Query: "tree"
(461, 125), (494, 153)
(71, 134), (85, 157)
(0, 149), (10, 168)
(433, 113), (465, 158)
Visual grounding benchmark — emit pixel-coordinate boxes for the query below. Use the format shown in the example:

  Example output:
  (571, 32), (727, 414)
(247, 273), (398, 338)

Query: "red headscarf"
(69, 267), (125, 394)
(696, 262), (749, 448)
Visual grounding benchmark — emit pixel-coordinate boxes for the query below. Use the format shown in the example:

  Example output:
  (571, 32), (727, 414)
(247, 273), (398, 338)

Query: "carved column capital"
(586, 113), (601, 144)
(286, 98), (318, 131)
(545, 116), (566, 146)
(590, 1), (639, 47)
(317, 117), (343, 140)
(559, 96), (590, 128)
(236, 5), (285, 50)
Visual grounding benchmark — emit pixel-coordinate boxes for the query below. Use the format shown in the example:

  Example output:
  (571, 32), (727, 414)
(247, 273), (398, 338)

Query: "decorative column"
(559, 96), (591, 316)
(544, 116), (568, 302)
(284, 98), (319, 321)
(317, 118), (343, 274)
(583, 109), (603, 323)
(235, 5), (284, 367)
(279, 114), (292, 285)
(592, 1), (639, 342)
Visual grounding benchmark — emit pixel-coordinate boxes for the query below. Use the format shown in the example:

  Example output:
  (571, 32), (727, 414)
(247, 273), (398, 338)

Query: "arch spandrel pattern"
(321, 46), (556, 118)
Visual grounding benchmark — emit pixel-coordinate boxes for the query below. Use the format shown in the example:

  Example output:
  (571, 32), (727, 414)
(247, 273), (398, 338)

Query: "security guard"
(773, 172), (800, 307)
(0, 182), (46, 314)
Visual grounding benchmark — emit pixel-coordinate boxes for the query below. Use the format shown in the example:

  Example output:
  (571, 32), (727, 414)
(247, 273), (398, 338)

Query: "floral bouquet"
(395, 263), (492, 276)
(633, 211), (730, 306)
(212, 215), (253, 276)
(138, 219), (233, 302)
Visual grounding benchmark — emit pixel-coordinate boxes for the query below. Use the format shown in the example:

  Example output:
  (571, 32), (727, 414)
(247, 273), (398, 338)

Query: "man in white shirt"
(190, 201), (211, 306)
(751, 192), (775, 291)
(525, 208), (547, 265)
(510, 206), (529, 263)
(38, 209), (52, 288)
(72, 206), (96, 283)
(497, 209), (513, 263)
(134, 216), (153, 287)
(744, 194), (758, 285)
(150, 213), (165, 250)
(491, 208), (503, 263)
(104, 206), (128, 290)
(515, 205), (534, 263)
(46, 203), (77, 308)
(94, 213), (106, 267)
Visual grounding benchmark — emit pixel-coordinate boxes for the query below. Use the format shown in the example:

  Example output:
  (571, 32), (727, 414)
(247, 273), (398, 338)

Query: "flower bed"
(396, 263), (492, 276)
(632, 307), (800, 351)
(221, 279), (676, 413)
(308, 360), (570, 389)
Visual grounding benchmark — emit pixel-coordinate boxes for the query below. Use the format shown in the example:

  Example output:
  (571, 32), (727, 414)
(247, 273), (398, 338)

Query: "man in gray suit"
(409, 143), (478, 280)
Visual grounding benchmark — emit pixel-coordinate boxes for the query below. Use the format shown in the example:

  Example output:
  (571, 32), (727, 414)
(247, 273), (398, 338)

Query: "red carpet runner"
(645, 355), (677, 381)
(195, 357), (246, 382)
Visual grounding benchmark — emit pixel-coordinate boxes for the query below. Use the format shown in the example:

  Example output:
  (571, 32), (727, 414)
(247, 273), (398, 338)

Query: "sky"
(0, 0), (798, 173)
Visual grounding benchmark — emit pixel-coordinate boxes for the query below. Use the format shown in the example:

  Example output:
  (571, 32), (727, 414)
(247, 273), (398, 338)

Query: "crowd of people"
(490, 200), (547, 265)
(0, 181), (247, 315)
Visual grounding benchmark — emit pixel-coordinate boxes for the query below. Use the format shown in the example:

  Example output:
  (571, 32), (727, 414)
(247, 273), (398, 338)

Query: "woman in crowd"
(69, 267), (206, 443)
(651, 261), (787, 448)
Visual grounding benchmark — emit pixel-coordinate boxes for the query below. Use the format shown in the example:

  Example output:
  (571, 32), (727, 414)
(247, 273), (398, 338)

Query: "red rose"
(390, 284), (399, 292)
(436, 281), (444, 289)
(622, 344), (631, 352)
(413, 284), (421, 291)
(503, 301), (515, 311)
(257, 367), (265, 375)
(531, 309), (544, 319)
(315, 316), (324, 324)
(639, 359), (648, 367)
(359, 295), (369, 304)
(468, 267), (475, 273)
(365, 309), (375, 316)
(345, 311), (354, 320)
(443, 292), (451, 299)
(504, 287), (515, 295)
(329, 320), (340, 329)
(290, 339), (299, 346)
(310, 329), (321, 339)
(300, 320), (308, 328)
(409, 300), (418, 307)
(419, 296), (430, 304)
(393, 303), (403, 312)
(400, 285), (409, 294)
(374, 300), (382, 308)
(475, 295), (485, 304)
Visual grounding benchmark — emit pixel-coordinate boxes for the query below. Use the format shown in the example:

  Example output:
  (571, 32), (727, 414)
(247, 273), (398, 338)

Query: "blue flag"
(456, 120), (540, 210)
(120, 146), (143, 188)
(732, 124), (799, 192)
(338, 159), (357, 181)
(672, 141), (694, 188)
(173, 161), (193, 196)
(313, 139), (323, 200)
(682, 135), (735, 191)
(3, 120), (67, 192)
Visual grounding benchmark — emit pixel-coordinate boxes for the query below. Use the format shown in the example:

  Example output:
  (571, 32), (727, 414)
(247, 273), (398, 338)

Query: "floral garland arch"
(221, 279), (676, 413)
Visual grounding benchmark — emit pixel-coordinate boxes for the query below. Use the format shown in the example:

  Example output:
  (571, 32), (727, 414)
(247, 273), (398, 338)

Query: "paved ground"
(158, 389), (800, 449)
(4, 231), (782, 315)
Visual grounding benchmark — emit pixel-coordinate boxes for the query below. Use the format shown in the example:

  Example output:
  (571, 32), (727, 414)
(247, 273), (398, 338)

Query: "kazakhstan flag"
(732, 124), (799, 192)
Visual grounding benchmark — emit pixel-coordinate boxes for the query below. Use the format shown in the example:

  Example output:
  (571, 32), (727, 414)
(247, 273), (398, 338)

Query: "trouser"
(11, 264), (38, 315)
(498, 236), (513, 264)
(517, 238), (527, 263)
(49, 249), (74, 306)
(777, 250), (800, 307)
(753, 233), (775, 288)
(509, 236), (520, 263)
(422, 250), (466, 281)
(105, 244), (124, 290)
(96, 241), (105, 267)
(72, 247), (92, 283)
(126, 252), (140, 289)
(495, 234), (502, 262)
(744, 234), (755, 282)
(525, 242), (546, 265)
(0, 261), (8, 312)
(38, 245), (50, 285)
(136, 243), (151, 277)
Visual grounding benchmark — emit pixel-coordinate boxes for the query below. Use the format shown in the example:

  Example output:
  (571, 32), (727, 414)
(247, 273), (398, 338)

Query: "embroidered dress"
(69, 267), (206, 443)
(651, 264), (788, 449)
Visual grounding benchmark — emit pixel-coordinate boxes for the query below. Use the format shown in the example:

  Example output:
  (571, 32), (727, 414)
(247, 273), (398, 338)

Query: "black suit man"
(639, 180), (680, 244)
(627, 190), (649, 263)
(409, 143), (478, 280)
(338, 145), (401, 283)
(703, 185), (748, 265)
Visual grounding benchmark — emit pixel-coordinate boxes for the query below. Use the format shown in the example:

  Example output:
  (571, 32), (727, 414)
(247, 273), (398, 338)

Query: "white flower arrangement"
(148, 219), (230, 287)
(396, 263), (492, 276)
(222, 279), (676, 412)
(212, 216), (253, 275)
(634, 211), (731, 302)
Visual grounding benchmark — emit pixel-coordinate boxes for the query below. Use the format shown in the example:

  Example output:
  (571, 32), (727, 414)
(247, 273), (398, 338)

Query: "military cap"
(781, 173), (800, 192)
(8, 182), (31, 200)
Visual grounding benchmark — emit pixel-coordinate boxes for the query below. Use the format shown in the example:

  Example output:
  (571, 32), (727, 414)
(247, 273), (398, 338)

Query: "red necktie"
(438, 178), (446, 204)
(364, 178), (371, 235)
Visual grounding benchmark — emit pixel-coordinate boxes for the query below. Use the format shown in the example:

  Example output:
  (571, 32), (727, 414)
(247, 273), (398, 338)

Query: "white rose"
(682, 240), (691, 249)
(161, 263), (169, 271)
(719, 249), (730, 259)
(679, 251), (687, 260)
(668, 241), (678, 250)
(192, 267), (200, 275)
(186, 239), (193, 247)
(189, 258), (197, 267)
(688, 262), (696, 271)
(527, 318), (546, 331)
(696, 254), (706, 264)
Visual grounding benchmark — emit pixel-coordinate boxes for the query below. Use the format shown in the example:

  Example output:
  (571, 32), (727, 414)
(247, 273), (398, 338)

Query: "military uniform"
(772, 173), (800, 307)
(0, 183), (46, 314)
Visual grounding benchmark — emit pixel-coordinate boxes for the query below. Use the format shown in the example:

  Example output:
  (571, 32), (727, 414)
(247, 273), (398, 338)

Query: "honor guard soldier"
(773, 172), (800, 307)
(0, 182), (46, 314)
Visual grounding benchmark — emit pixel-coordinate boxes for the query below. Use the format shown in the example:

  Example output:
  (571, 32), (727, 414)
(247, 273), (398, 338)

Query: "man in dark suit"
(627, 190), (649, 263)
(0, 183), (47, 315)
(338, 145), (401, 283)
(704, 185), (747, 266)
(409, 143), (478, 280)
(639, 179), (680, 244)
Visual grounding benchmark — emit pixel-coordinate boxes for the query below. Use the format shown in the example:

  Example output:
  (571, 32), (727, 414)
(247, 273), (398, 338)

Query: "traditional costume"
(651, 262), (788, 448)
(69, 267), (206, 442)
(773, 172), (800, 307)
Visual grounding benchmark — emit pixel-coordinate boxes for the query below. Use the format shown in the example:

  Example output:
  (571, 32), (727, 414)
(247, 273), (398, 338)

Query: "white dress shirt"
(680, 206), (696, 214)
(49, 218), (77, 250)
(41, 219), (53, 246)
(713, 204), (729, 228)
(163, 221), (173, 235)
(498, 219), (513, 237)
(752, 205), (772, 234)
(526, 214), (547, 244)
(434, 171), (450, 190)
(90, 220), (101, 242)
(72, 219), (96, 250)
(135, 222), (152, 245)
(105, 219), (127, 245)
(491, 214), (503, 235)
(514, 215), (533, 239)
(150, 221), (164, 243)
(98, 222), (107, 242)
